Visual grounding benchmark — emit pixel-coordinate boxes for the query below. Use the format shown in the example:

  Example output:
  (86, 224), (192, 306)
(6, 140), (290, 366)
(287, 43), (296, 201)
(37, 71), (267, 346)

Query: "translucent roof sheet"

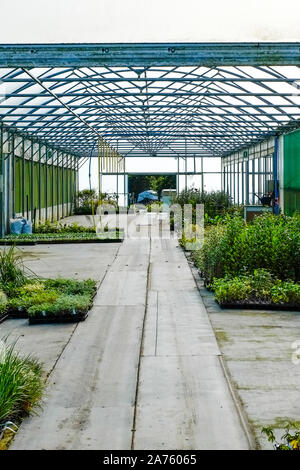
(0, 65), (299, 158)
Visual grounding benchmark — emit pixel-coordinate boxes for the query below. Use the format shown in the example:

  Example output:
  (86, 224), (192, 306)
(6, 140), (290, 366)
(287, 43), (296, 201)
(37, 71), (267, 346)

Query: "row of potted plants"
(0, 246), (97, 324)
(185, 212), (300, 309)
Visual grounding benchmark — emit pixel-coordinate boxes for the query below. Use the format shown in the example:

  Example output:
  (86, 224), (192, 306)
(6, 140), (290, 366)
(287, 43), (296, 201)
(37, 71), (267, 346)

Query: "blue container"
(10, 218), (25, 235)
(22, 221), (32, 234)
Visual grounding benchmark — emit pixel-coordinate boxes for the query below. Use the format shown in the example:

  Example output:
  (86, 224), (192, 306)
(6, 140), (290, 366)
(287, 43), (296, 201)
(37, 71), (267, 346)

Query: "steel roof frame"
(0, 43), (299, 159)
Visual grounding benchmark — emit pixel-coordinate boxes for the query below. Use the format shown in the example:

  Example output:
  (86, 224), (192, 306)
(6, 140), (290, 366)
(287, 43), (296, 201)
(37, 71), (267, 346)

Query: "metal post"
(21, 136), (25, 216)
(177, 156), (179, 194)
(56, 151), (60, 222)
(274, 136), (279, 215)
(245, 160), (249, 205)
(38, 143), (41, 223)
(11, 133), (15, 217)
(0, 125), (4, 237)
(51, 150), (54, 222)
(30, 140), (34, 222)
(45, 145), (48, 221)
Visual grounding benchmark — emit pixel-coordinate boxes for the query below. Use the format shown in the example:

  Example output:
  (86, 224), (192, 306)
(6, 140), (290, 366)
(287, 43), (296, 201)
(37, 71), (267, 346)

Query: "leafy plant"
(174, 188), (238, 223)
(0, 339), (44, 422)
(44, 278), (96, 297)
(0, 291), (8, 316)
(0, 246), (27, 287)
(74, 189), (118, 215)
(262, 425), (300, 450)
(212, 270), (300, 306)
(194, 214), (300, 285)
(34, 221), (96, 234)
(9, 290), (59, 311)
(28, 294), (91, 317)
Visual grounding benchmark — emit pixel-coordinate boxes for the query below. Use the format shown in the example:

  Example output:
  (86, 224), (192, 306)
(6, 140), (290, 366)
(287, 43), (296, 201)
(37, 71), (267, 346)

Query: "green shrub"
(0, 339), (44, 422)
(174, 189), (237, 222)
(28, 294), (91, 317)
(212, 270), (300, 305)
(74, 189), (117, 215)
(195, 213), (300, 284)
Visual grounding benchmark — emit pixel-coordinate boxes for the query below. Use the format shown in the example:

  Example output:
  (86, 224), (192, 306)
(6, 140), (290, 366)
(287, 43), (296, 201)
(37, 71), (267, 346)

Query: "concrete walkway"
(10, 221), (249, 450)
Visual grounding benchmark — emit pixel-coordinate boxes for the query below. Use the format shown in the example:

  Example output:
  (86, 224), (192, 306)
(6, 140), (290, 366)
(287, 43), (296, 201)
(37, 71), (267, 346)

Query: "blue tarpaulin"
(137, 190), (158, 203)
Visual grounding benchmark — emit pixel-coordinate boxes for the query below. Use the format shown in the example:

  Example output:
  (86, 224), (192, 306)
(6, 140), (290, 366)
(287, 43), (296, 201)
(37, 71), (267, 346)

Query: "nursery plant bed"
(0, 233), (123, 245)
(29, 311), (89, 325)
(217, 300), (300, 311)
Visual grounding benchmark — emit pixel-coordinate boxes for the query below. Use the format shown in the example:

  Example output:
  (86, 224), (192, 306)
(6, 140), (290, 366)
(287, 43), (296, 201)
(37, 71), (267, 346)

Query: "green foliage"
(0, 246), (27, 287)
(9, 290), (59, 311)
(195, 213), (300, 285)
(1, 231), (122, 244)
(44, 278), (96, 297)
(28, 294), (91, 317)
(0, 339), (44, 422)
(146, 201), (163, 212)
(262, 425), (300, 450)
(174, 189), (236, 221)
(74, 189), (117, 215)
(0, 291), (8, 316)
(212, 270), (300, 305)
(6, 278), (96, 317)
(128, 174), (176, 199)
(34, 221), (96, 234)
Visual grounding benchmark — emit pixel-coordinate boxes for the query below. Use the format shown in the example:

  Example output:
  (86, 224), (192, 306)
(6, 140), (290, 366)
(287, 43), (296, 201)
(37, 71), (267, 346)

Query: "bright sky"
(0, 0), (299, 43)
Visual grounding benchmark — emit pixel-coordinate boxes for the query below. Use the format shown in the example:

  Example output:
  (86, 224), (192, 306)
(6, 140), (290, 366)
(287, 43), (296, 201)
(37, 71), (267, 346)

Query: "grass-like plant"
(0, 246), (27, 288)
(0, 291), (8, 317)
(0, 339), (44, 422)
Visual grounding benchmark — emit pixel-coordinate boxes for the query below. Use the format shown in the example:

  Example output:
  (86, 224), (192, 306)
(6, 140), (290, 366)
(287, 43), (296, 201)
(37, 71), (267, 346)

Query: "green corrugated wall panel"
(40, 164), (46, 208)
(15, 158), (21, 213)
(25, 160), (31, 216)
(284, 130), (300, 216)
(46, 165), (52, 208)
(33, 163), (39, 211)
(13, 156), (77, 220)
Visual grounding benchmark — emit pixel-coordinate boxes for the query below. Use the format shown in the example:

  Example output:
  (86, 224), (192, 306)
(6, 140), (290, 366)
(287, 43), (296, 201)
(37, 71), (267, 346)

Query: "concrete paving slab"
(9, 220), (251, 450)
(11, 304), (145, 450)
(18, 243), (120, 281)
(197, 272), (300, 449)
(134, 356), (249, 450)
(0, 319), (76, 378)
(93, 271), (147, 306)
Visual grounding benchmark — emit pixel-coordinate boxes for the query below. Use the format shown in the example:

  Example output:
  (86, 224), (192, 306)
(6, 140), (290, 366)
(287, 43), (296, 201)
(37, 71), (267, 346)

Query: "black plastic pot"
(29, 311), (88, 324)
(217, 301), (300, 312)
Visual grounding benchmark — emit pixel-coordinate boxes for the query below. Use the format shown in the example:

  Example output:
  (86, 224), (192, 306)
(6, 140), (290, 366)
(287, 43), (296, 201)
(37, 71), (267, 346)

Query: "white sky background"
(0, 0), (299, 43)
(1, 0), (299, 194)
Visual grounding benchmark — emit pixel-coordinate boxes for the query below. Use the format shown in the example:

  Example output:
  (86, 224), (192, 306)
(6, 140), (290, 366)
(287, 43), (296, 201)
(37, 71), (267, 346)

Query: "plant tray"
(9, 311), (29, 319)
(29, 311), (89, 324)
(217, 301), (300, 312)
(0, 238), (123, 246)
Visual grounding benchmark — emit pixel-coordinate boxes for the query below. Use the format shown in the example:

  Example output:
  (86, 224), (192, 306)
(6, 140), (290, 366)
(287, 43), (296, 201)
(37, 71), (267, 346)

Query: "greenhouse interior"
(0, 43), (300, 452)
(0, 43), (299, 234)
